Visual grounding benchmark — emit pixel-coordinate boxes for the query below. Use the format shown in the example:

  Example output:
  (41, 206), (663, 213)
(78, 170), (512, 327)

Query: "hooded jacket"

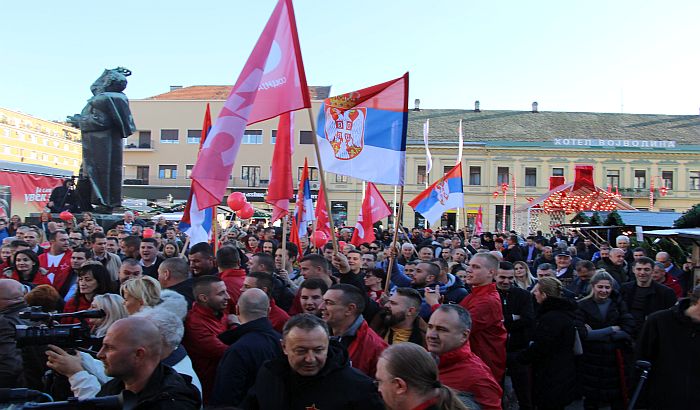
(244, 339), (384, 410)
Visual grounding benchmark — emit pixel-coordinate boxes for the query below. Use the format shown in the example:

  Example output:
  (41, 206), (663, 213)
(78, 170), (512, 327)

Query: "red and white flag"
(350, 183), (391, 246)
(475, 206), (484, 235)
(315, 183), (332, 239)
(265, 112), (294, 222)
(191, 0), (311, 209)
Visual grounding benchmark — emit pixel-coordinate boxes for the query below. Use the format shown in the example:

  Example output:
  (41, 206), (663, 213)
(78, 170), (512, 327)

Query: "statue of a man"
(68, 67), (136, 213)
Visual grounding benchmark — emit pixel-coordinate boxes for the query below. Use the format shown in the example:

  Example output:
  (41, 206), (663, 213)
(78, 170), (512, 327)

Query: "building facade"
(123, 87), (700, 232)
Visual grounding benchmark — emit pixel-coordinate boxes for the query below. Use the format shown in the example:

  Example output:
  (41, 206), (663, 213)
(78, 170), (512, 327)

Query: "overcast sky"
(2, 0), (699, 121)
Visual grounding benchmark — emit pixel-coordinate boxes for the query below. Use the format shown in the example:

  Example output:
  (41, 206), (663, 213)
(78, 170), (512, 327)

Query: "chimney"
(169, 85), (183, 92)
(474, 100), (481, 112)
(414, 99), (421, 111)
(531, 101), (539, 113)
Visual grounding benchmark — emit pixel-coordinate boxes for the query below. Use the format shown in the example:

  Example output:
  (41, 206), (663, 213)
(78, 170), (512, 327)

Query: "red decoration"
(549, 176), (566, 190)
(227, 192), (247, 211)
(660, 186), (668, 196)
(311, 230), (328, 248)
(238, 202), (254, 219)
(142, 228), (155, 238)
(501, 183), (509, 192)
(58, 211), (74, 222)
(493, 191), (499, 198)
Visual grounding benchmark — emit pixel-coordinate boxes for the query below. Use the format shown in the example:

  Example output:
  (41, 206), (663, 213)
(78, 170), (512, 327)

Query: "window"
(634, 170), (646, 189)
(187, 130), (201, 144)
(242, 166), (261, 187)
(335, 174), (348, 183)
(136, 166), (149, 184)
(158, 165), (177, 179)
(242, 130), (263, 144)
(690, 171), (700, 191)
(138, 131), (151, 148)
(495, 205), (511, 230)
(525, 167), (537, 187)
(417, 165), (427, 185)
(552, 167), (564, 177)
(299, 167), (319, 181)
(271, 130), (277, 144)
(186, 165), (194, 179)
(606, 169), (620, 188)
(299, 131), (313, 144)
(469, 166), (481, 186)
(661, 171), (674, 190)
(160, 129), (179, 143)
(443, 166), (452, 175)
(497, 167), (510, 185)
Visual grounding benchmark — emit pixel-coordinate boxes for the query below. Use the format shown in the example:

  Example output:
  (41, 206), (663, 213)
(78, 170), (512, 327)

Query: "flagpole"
(392, 186), (398, 229)
(307, 107), (338, 253)
(180, 236), (190, 258)
(384, 185), (404, 294)
(281, 215), (288, 270)
(212, 208), (218, 254)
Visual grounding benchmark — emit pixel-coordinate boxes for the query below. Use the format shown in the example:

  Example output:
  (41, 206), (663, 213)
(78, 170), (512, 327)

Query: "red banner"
(0, 171), (65, 217)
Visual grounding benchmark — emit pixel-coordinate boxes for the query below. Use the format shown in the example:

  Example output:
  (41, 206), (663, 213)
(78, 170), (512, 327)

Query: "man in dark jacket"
(0, 279), (28, 387)
(96, 317), (201, 409)
(244, 314), (384, 409)
(620, 257), (677, 336)
(600, 248), (630, 284)
(637, 285), (700, 410)
(210, 289), (282, 407)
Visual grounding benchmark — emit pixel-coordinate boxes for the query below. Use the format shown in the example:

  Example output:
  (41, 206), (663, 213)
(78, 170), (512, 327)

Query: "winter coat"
(436, 341), (503, 410)
(518, 296), (578, 408)
(244, 339), (384, 410)
(0, 302), (27, 387)
(575, 292), (635, 403)
(637, 298), (700, 410)
(220, 267), (246, 307)
(211, 317), (282, 406)
(459, 282), (507, 381)
(498, 286), (535, 352)
(337, 318), (387, 377)
(619, 281), (676, 336)
(97, 363), (201, 410)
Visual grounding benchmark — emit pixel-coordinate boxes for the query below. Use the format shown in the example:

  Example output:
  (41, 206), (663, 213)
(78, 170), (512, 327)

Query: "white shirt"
(47, 252), (65, 267)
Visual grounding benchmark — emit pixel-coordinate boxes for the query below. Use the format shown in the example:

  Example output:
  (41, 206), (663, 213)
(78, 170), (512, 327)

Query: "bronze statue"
(68, 67), (136, 213)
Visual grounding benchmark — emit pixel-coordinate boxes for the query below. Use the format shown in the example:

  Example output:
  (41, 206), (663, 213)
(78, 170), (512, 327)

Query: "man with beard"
(370, 287), (426, 347)
(298, 278), (328, 317)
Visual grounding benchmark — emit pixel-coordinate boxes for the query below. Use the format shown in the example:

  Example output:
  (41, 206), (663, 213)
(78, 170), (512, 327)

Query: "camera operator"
(0, 278), (28, 387)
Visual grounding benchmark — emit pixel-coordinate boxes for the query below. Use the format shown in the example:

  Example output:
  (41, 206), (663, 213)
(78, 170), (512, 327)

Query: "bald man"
(0, 279), (28, 387)
(96, 317), (201, 409)
(211, 288), (283, 406)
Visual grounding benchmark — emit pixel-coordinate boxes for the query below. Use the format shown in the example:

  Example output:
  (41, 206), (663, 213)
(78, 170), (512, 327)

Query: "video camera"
(15, 308), (105, 351)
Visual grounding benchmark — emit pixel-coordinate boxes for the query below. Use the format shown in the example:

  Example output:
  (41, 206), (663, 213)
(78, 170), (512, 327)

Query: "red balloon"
(227, 192), (247, 211)
(142, 228), (155, 238)
(59, 211), (74, 222)
(238, 202), (254, 219)
(311, 231), (328, 248)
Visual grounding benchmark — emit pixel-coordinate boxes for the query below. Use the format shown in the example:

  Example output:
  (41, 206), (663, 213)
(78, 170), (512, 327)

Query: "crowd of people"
(0, 211), (698, 409)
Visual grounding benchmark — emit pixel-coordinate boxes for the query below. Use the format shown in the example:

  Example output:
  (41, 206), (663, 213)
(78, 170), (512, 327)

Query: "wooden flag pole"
(212, 208), (218, 255)
(281, 215), (288, 271)
(307, 107), (338, 253)
(384, 185), (404, 294)
(180, 236), (190, 258)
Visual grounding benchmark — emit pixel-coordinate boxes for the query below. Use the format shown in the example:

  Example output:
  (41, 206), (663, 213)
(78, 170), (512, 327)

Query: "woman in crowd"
(513, 260), (537, 291)
(9, 249), (50, 288)
(518, 277), (578, 410)
(439, 247), (452, 263)
(162, 240), (182, 259)
(576, 271), (635, 410)
(364, 268), (386, 303)
(450, 263), (468, 285)
(63, 263), (112, 318)
(244, 234), (260, 256)
(7, 215), (22, 236)
(25, 284), (63, 313)
(0, 244), (11, 269)
(88, 293), (129, 344)
(120, 276), (161, 315)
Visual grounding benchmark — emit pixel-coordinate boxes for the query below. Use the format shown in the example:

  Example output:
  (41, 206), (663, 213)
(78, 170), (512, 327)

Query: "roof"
(643, 228), (700, 239)
(0, 160), (73, 177)
(146, 85), (331, 101)
(406, 109), (700, 144)
(576, 210), (682, 228)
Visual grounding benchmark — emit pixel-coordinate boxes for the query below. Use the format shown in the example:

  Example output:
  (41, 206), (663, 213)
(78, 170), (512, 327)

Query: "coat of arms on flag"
(324, 107), (366, 160)
(436, 180), (450, 205)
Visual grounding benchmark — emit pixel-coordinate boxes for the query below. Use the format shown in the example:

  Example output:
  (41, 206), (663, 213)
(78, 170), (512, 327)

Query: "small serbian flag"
(408, 164), (463, 225)
(316, 73), (408, 186)
(290, 158), (315, 250)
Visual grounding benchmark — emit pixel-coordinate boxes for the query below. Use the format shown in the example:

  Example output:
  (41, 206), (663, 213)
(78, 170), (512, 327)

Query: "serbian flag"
(409, 164), (464, 225)
(350, 183), (392, 246)
(474, 206), (483, 235)
(316, 73), (408, 186)
(265, 112), (294, 222)
(179, 105), (214, 245)
(315, 183), (332, 239)
(191, 0), (311, 210)
(289, 158), (315, 250)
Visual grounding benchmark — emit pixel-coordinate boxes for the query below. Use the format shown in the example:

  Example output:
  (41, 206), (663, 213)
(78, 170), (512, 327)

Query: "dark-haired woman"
(9, 250), (50, 288)
(62, 263), (111, 322)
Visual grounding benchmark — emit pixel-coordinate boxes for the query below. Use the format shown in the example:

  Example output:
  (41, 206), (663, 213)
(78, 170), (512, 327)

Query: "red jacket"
(438, 342), (503, 410)
(662, 275), (684, 298)
(38, 250), (73, 294)
(61, 294), (93, 324)
(220, 268), (246, 309)
(183, 302), (229, 403)
(459, 282), (507, 381)
(347, 319), (388, 377)
(269, 298), (290, 333)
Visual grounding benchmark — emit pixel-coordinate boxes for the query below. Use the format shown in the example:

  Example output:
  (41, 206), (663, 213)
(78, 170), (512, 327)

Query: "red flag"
(315, 183), (332, 238)
(475, 206), (483, 235)
(265, 112), (294, 222)
(191, 0), (311, 209)
(350, 183), (391, 246)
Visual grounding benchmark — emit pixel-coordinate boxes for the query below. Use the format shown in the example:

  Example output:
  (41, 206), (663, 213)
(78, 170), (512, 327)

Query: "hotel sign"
(553, 138), (676, 148)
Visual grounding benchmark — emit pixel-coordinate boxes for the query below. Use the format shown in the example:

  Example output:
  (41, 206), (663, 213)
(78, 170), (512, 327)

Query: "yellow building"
(123, 87), (700, 232)
(0, 108), (82, 174)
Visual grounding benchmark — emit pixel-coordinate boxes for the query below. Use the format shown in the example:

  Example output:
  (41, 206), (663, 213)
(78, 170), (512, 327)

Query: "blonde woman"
(513, 261), (537, 291)
(120, 276), (161, 315)
(88, 293), (129, 340)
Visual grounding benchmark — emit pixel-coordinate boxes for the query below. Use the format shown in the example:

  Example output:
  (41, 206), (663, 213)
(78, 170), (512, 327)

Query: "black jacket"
(98, 363), (201, 410)
(498, 286), (535, 352)
(598, 258), (629, 284)
(210, 318), (282, 406)
(619, 281), (676, 336)
(244, 339), (384, 410)
(167, 278), (195, 310)
(637, 298), (700, 410)
(0, 302), (27, 387)
(518, 296), (578, 408)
